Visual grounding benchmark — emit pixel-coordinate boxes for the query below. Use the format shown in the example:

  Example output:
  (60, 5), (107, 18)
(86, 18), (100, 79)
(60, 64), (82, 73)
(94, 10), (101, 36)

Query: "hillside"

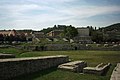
(103, 23), (120, 31)
(40, 25), (67, 34)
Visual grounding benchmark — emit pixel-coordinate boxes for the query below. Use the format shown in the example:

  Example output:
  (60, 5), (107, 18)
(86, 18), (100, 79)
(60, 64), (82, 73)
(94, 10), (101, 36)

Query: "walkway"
(110, 63), (120, 80)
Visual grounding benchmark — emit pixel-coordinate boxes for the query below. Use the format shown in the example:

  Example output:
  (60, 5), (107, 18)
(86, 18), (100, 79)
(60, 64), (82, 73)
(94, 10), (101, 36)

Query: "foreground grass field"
(0, 48), (120, 80)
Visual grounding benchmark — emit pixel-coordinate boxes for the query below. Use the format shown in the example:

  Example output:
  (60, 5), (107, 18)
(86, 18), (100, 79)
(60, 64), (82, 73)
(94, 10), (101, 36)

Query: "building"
(0, 30), (18, 36)
(77, 28), (89, 36)
(74, 28), (92, 43)
(47, 30), (63, 37)
(32, 31), (45, 38)
(31, 31), (45, 43)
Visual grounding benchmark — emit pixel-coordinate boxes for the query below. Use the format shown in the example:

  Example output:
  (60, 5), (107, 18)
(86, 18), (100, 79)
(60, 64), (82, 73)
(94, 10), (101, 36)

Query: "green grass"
(20, 50), (120, 66)
(0, 48), (120, 80)
(14, 65), (115, 80)
(0, 48), (27, 57)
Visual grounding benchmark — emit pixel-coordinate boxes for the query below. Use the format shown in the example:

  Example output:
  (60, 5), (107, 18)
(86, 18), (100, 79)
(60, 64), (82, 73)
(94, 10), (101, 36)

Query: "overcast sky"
(0, 0), (120, 30)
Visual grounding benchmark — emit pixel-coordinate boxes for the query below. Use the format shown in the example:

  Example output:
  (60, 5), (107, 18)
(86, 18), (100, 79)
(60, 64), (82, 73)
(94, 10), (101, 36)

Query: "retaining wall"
(0, 55), (69, 80)
(16, 44), (90, 51)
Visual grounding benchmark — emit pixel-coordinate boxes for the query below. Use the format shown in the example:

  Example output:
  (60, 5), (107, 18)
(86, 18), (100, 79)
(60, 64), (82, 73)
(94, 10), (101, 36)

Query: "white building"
(77, 28), (89, 36)
(74, 28), (92, 43)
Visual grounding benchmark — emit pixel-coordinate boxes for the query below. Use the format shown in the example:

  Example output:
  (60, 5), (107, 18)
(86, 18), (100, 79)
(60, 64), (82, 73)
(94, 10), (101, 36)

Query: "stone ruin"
(0, 53), (112, 80)
(0, 55), (69, 80)
(58, 61), (111, 76)
(58, 61), (87, 72)
(83, 63), (111, 75)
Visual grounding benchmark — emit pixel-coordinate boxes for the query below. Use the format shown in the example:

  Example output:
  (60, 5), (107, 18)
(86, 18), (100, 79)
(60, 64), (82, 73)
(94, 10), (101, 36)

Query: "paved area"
(110, 63), (120, 80)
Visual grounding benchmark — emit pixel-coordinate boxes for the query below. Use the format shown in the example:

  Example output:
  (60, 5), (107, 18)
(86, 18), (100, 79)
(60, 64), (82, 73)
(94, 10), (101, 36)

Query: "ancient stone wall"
(0, 55), (69, 80)
(15, 43), (91, 51)
(0, 53), (15, 59)
(15, 44), (120, 51)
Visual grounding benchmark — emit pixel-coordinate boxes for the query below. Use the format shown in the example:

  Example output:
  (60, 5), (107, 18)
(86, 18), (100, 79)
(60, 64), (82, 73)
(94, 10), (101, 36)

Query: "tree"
(63, 25), (78, 39)
(87, 26), (95, 36)
(91, 31), (103, 43)
(8, 34), (14, 44)
(102, 33), (109, 42)
(53, 25), (57, 29)
(59, 33), (64, 38)
(0, 34), (4, 44)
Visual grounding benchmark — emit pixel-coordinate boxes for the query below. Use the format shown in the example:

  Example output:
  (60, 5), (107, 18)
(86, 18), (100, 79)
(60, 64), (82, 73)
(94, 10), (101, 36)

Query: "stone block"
(83, 63), (111, 75)
(58, 61), (87, 72)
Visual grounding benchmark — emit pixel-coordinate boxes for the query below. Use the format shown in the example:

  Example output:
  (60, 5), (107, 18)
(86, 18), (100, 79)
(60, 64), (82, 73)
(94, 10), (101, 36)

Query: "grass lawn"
(0, 48), (120, 80)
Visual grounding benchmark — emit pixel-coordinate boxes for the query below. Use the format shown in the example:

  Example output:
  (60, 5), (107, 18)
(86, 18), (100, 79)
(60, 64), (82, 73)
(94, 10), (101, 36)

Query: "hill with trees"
(93, 23), (120, 43)
(87, 23), (120, 43)
(40, 25), (67, 34)
(41, 25), (78, 39)
(103, 23), (120, 31)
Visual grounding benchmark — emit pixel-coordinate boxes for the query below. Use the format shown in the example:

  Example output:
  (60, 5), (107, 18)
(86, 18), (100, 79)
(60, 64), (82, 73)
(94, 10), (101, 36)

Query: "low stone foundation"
(0, 53), (15, 59)
(58, 61), (87, 72)
(0, 55), (69, 80)
(83, 63), (111, 75)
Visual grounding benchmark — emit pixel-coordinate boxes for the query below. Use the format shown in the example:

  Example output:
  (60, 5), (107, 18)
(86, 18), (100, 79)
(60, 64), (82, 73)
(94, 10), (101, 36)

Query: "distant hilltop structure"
(47, 30), (64, 37)
(74, 27), (92, 43)
(77, 28), (89, 36)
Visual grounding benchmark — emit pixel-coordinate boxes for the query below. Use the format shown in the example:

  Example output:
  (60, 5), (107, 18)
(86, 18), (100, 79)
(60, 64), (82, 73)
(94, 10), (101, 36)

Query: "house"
(32, 31), (45, 38)
(47, 30), (63, 37)
(0, 30), (18, 36)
